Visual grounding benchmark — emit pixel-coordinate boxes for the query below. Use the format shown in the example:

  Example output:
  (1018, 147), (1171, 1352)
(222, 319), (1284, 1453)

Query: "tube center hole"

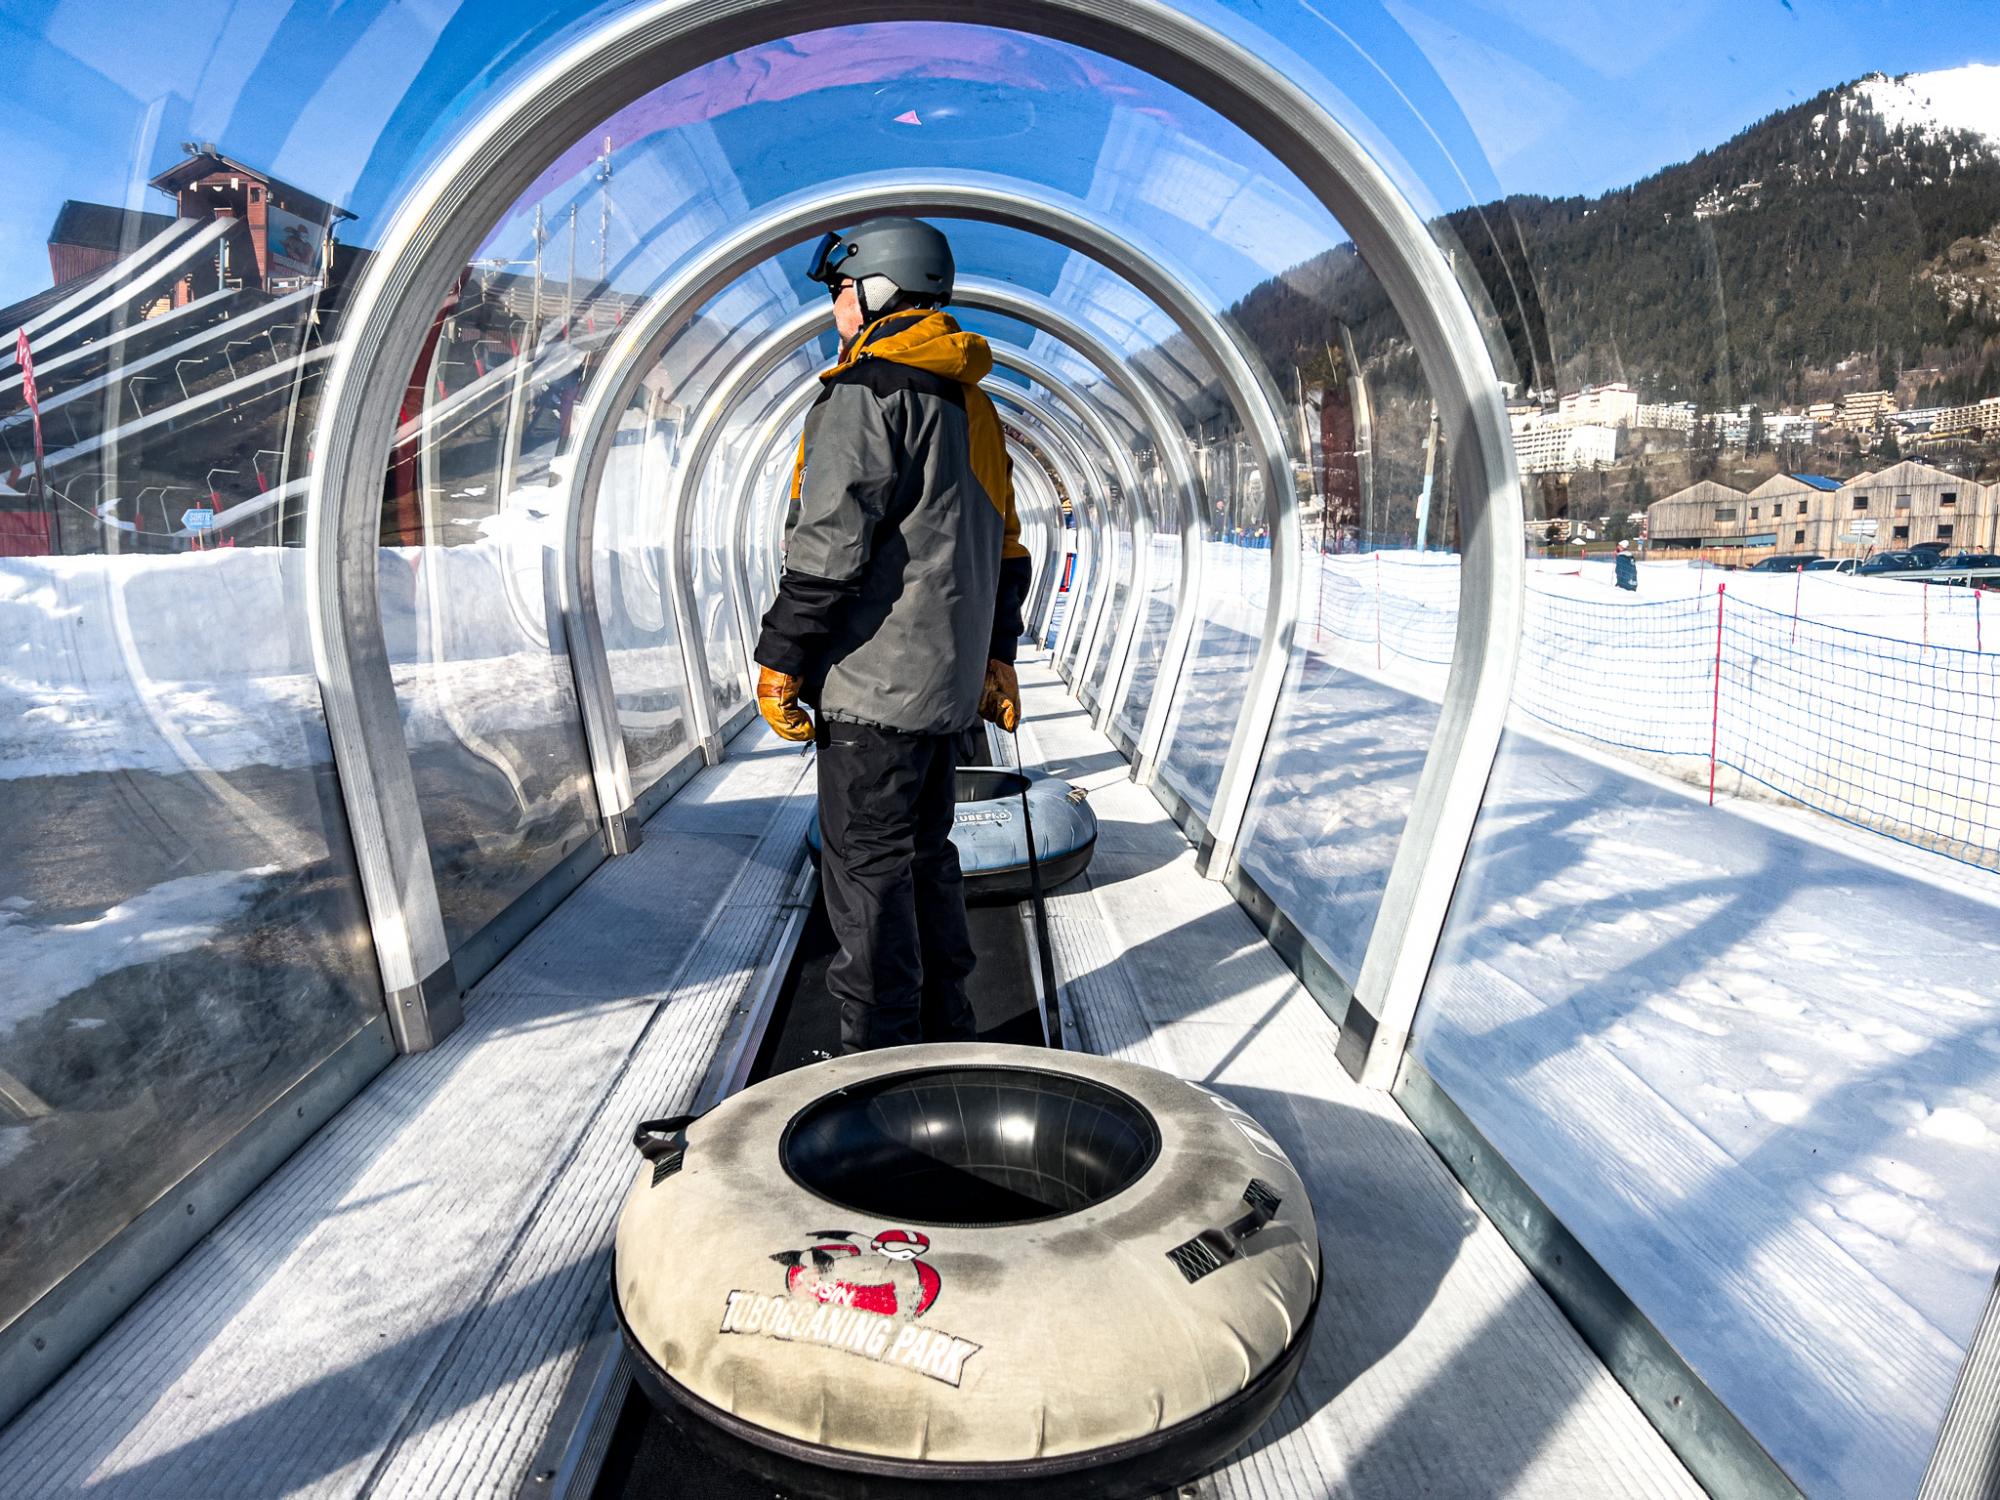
(782, 1066), (1160, 1226)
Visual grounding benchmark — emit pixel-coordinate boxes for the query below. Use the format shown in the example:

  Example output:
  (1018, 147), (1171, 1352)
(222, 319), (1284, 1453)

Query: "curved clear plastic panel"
(1155, 426), (1274, 815)
(380, 283), (601, 951)
(1116, 464), (1183, 738)
(594, 386), (691, 798)
(25, 11), (1998, 1493)
(1236, 301), (1456, 982)
(1383, 15), (2000, 1499)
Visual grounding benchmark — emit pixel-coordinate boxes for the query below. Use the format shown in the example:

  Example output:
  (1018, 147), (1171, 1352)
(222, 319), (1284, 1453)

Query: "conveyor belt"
(591, 887), (1046, 1497)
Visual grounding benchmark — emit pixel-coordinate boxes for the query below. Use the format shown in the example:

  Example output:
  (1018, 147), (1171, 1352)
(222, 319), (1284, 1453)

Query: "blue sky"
(1, 0), (1996, 309)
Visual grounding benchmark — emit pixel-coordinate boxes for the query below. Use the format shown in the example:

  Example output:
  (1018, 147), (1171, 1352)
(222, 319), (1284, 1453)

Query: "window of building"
(1893, 524), (1910, 541)
(1750, 506), (1760, 519)
(1798, 500), (1809, 514)
(1794, 529), (1806, 544)
(1895, 493), (1912, 510)
(1852, 495), (1869, 511)
(1714, 507), (1736, 521)
(1942, 491), (1957, 507)
(1939, 524), (1955, 542)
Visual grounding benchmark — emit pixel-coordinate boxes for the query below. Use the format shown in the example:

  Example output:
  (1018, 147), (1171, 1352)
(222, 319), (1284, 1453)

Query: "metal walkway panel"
(1016, 663), (1703, 1500)
(0, 729), (813, 1500)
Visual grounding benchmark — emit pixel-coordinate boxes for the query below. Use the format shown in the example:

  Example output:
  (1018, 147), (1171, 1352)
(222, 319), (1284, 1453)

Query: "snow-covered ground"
(0, 540), (691, 783)
(1856, 63), (2000, 149)
(1159, 540), (2000, 1498)
(1295, 551), (2000, 870)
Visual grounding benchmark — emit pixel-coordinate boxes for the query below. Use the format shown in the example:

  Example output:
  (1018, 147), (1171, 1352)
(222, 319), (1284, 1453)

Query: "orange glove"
(978, 658), (1020, 732)
(756, 666), (814, 743)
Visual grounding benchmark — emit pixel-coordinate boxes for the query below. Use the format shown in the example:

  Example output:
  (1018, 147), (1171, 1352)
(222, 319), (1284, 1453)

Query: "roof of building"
(1790, 473), (1843, 490)
(149, 145), (354, 222)
(1649, 479), (1747, 510)
(0, 266), (104, 335)
(1838, 459), (1968, 490)
(47, 199), (177, 251)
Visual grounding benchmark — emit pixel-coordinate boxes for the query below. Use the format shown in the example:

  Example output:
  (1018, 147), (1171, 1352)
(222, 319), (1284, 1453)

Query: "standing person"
(753, 218), (1033, 1054)
(1615, 539), (1638, 592)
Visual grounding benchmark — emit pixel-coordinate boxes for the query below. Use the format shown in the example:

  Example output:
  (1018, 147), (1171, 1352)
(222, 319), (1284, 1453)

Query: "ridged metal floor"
(1015, 665), (1702, 1499)
(0, 734), (816, 1499)
(0, 663), (1702, 1498)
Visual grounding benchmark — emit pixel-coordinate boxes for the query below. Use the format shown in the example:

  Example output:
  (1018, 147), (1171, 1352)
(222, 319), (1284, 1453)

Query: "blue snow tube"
(806, 767), (1097, 904)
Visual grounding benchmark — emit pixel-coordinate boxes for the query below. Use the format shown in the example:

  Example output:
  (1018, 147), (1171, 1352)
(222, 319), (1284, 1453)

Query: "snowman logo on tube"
(720, 1225), (978, 1386)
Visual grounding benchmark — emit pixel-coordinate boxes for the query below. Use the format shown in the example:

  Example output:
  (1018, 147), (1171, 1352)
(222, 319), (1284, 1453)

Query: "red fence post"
(1374, 550), (1383, 670)
(1709, 583), (1727, 807)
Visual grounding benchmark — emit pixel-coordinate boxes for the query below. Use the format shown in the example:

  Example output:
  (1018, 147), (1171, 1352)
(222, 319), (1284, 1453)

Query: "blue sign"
(181, 508), (215, 531)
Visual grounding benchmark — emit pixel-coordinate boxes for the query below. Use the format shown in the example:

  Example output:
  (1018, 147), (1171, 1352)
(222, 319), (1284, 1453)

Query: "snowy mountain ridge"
(1853, 65), (2000, 153)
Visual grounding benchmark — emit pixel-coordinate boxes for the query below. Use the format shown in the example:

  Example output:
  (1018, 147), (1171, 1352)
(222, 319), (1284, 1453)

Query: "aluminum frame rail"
(650, 302), (1142, 743)
(953, 275), (1206, 759)
(549, 170), (1257, 825)
(303, 0), (1519, 1104)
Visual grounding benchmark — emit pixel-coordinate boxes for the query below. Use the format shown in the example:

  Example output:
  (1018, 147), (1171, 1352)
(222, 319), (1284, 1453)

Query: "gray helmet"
(806, 217), (955, 305)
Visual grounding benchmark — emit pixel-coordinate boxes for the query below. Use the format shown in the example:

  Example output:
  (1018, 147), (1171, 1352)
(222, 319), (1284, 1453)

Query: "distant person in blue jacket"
(1615, 540), (1638, 592)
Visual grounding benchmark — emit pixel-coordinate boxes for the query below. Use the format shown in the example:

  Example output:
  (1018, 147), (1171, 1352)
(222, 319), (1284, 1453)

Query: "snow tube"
(805, 767), (1097, 904)
(613, 1043), (1320, 1500)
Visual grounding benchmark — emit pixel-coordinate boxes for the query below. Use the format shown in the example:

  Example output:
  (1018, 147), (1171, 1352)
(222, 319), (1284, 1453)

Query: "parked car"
(1747, 553), (1823, 572)
(1854, 550), (1933, 575)
(1927, 551), (2000, 585)
(1804, 557), (1858, 573)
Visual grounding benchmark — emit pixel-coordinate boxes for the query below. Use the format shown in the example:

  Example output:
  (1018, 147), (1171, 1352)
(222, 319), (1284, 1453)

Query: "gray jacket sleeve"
(781, 381), (899, 583)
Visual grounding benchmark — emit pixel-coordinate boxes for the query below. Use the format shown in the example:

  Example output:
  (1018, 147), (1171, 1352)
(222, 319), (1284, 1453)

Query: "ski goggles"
(805, 230), (856, 292)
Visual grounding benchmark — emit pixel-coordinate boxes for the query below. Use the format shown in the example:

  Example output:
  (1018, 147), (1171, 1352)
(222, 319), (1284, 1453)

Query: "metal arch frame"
(653, 300), (832, 760)
(1001, 434), (1071, 644)
(982, 391), (1107, 663)
(980, 365), (1133, 694)
(305, 0), (1519, 1108)
(953, 276), (1206, 762)
(655, 303), (1138, 725)
(1009, 459), (1068, 653)
(988, 346), (1151, 720)
(722, 380), (823, 679)
(683, 274), (1197, 715)
(1008, 452), (1065, 611)
(552, 170), (1266, 798)
(1058, 461), (1109, 677)
(984, 387), (1110, 610)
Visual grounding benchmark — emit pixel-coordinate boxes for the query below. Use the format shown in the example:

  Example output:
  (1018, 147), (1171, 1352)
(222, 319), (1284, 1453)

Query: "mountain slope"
(1234, 69), (2000, 409)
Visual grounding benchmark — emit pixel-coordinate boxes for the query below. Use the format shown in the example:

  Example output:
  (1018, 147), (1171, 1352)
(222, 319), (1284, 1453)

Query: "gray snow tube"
(614, 1042), (1322, 1499)
(806, 767), (1097, 904)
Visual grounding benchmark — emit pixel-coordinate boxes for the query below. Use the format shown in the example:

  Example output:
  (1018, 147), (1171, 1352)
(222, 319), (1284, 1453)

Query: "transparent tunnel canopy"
(384, 286), (604, 954)
(1235, 297), (1459, 984)
(9, 5), (2000, 1496)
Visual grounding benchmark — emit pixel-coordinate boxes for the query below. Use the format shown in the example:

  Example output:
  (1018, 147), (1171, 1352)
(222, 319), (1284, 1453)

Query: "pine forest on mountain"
(1224, 71), (2000, 527)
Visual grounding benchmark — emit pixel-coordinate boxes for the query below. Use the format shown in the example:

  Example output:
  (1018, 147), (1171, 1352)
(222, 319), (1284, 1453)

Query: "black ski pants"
(815, 719), (978, 1053)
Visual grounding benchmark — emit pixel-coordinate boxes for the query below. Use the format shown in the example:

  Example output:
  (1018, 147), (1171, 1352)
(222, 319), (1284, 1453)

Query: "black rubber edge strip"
(612, 1249), (1321, 1500)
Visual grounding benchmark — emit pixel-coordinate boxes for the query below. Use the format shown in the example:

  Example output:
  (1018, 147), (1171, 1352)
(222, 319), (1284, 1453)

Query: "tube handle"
(633, 1114), (700, 1185)
(1165, 1178), (1283, 1284)
(632, 1114), (698, 1158)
